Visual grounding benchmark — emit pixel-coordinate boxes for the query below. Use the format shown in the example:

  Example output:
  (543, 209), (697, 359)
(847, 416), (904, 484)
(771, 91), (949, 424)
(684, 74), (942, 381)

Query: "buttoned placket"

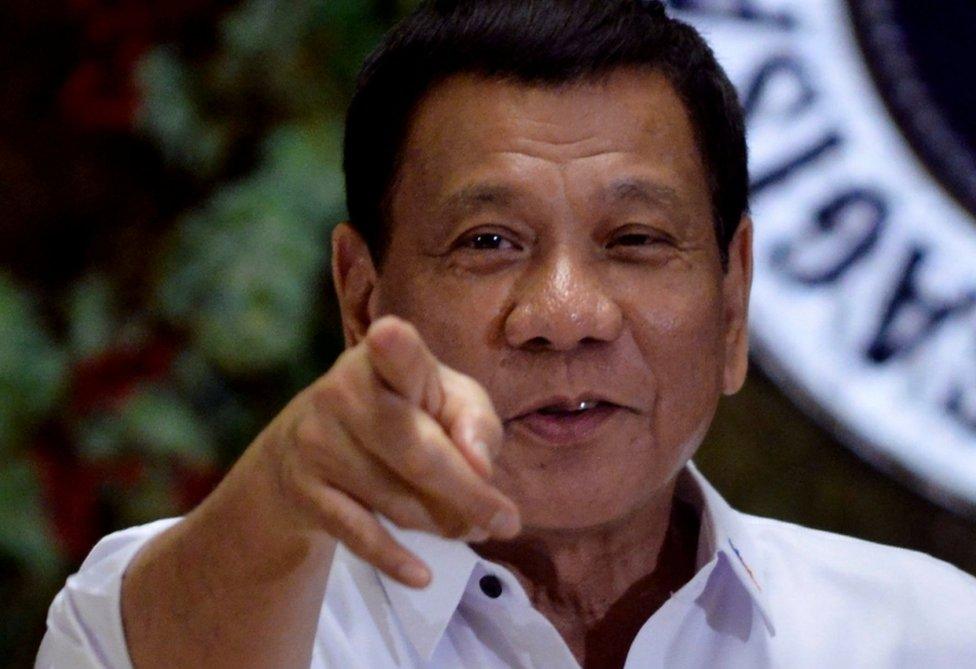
(458, 562), (582, 669)
(378, 463), (777, 667)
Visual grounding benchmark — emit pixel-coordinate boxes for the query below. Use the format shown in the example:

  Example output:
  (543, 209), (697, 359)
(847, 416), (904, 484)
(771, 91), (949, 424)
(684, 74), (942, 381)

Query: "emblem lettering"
(946, 383), (976, 434)
(865, 246), (976, 364)
(771, 187), (887, 285)
(751, 132), (843, 195)
(742, 55), (817, 122)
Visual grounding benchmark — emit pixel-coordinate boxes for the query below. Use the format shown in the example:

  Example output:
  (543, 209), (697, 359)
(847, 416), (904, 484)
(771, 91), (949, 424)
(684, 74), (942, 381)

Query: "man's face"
(360, 69), (750, 531)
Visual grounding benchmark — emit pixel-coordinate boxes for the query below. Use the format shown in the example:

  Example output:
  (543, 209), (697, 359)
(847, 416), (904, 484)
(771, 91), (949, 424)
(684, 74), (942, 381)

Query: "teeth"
(540, 400), (600, 414)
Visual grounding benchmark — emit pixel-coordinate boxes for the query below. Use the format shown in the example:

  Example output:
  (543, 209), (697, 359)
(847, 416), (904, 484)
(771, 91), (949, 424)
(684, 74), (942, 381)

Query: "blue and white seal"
(667, 0), (976, 512)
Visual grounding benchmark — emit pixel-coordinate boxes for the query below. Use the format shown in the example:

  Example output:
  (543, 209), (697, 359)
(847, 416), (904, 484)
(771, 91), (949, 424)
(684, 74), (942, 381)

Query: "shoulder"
(746, 513), (973, 587)
(742, 513), (976, 659)
(37, 518), (183, 669)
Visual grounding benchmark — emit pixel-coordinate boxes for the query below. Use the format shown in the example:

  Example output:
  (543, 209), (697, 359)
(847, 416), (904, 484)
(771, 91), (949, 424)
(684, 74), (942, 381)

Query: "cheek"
(628, 274), (726, 434)
(376, 267), (510, 375)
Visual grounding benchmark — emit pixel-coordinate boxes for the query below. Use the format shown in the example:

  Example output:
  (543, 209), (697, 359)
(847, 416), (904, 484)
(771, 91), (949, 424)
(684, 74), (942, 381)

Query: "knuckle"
(368, 398), (408, 447)
(319, 496), (357, 534)
(380, 503), (412, 528)
(401, 442), (440, 479)
(373, 388), (404, 416)
(315, 379), (356, 415)
(353, 527), (392, 564)
(310, 380), (340, 410)
(293, 417), (324, 451)
(280, 470), (324, 525)
(436, 513), (470, 539)
(382, 501), (431, 532)
(273, 451), (302, 499)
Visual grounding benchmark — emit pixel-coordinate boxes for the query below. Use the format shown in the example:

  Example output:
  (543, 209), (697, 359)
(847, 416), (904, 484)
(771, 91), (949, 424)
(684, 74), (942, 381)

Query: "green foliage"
(123, 387), (213, 464)
(0, 276), (67, 460)
(0, 459), (59, 578)
(76, 384), (216, 472)
(64, 274), (117, 360)
(144, 0), (363, 377)
(3, 1), (424, 663)
(136, 47), (230, 178)
(153, 129), (340, 375)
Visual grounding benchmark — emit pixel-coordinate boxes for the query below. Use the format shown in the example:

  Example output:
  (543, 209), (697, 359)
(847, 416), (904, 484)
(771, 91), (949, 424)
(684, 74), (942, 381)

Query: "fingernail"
(473, 440), (492, 467)
(461, 527), (491, 543)
(488, 510), (520, 538)
(397, 562), (430, 587)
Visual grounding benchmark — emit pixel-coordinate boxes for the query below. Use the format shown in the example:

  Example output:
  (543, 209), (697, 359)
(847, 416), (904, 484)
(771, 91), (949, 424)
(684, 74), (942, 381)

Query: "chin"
(495, 441), (691, 534)
(503, 472), (663, 533)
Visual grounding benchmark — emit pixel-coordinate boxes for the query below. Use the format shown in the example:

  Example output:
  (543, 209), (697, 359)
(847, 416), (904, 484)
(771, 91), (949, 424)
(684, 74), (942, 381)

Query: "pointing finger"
(440, 368), (503, 478)
(365, 316), (445, 414)
(364, 316), (502, 481)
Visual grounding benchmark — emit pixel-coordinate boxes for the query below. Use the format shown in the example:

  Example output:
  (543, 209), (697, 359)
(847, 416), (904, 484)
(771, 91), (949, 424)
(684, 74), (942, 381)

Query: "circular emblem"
(847, 0), (976, 224)
(667, 0), (976, 512)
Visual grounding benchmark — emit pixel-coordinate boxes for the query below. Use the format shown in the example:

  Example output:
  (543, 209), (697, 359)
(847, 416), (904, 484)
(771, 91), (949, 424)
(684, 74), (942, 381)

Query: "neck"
(474, 485), (700, 668)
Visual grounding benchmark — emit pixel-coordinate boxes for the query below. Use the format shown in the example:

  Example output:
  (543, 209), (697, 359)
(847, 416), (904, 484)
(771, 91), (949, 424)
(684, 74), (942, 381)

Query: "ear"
(332, 223), (380, 347)
(721, 216), (753, 395)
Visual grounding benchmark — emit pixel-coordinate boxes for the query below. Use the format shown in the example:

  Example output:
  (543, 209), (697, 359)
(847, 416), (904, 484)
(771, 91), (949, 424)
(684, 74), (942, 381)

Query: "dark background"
(2, 1), (974, 666)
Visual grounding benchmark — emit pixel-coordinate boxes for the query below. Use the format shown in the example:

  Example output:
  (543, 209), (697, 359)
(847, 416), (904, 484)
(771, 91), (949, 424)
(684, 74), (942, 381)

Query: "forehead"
(391, 68), (710, 227)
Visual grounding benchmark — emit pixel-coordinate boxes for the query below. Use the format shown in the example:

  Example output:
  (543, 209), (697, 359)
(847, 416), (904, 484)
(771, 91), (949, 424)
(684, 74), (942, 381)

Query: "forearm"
(116, 317), (516, 668)
(121, 445), (336, 669)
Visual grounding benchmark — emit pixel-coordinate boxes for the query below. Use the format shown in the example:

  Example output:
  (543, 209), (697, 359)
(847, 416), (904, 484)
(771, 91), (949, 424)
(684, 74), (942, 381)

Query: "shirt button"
(479, 574), (503, 598)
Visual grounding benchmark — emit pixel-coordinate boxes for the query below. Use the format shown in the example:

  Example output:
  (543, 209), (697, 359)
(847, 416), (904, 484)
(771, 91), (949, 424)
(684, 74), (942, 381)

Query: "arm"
(116, 316), (520, 669)
(120, 441), (336, 669)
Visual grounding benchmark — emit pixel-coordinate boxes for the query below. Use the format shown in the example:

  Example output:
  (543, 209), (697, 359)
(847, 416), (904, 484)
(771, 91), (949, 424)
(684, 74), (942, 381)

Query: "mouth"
(508, 397), (626, 445)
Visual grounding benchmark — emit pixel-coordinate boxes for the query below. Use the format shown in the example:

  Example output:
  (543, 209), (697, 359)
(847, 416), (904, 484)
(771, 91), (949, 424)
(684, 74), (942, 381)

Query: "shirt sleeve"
(35, 518), (182, 669)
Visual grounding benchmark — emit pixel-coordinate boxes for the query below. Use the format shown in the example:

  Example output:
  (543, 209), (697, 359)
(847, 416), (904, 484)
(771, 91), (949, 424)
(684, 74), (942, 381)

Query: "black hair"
(343, 0), (748, 270)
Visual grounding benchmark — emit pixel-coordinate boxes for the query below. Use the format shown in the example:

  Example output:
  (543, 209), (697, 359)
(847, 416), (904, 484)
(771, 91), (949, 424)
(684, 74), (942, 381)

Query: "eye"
(459, 231), (520, 251)
(606, 227), (672, 249)
(609, 232), (656, 247)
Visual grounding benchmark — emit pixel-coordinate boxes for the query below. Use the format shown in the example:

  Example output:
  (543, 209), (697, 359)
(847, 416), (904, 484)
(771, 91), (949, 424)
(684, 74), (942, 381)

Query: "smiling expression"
(346, 68), (751, 531)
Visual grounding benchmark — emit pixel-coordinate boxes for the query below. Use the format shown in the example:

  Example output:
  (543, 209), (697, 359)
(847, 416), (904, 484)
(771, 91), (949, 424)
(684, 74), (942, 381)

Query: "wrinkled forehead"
(389, 69), (712, 230)
(403, 69), (696, 163)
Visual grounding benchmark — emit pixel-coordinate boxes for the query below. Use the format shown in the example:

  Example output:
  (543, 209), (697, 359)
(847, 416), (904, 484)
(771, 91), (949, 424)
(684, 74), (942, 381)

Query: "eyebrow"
(440, 183), (522, 219)
(437, 177), (682, 220)
(606, 178), (681, 209)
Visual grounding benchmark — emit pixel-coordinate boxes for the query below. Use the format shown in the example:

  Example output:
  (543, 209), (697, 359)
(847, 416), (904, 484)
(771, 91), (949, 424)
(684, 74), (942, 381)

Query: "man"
(37, 1), (976, 667)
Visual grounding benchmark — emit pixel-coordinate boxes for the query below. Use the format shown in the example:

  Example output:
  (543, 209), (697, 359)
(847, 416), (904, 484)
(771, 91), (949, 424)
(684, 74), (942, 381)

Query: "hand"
(256, 315), (521, 588)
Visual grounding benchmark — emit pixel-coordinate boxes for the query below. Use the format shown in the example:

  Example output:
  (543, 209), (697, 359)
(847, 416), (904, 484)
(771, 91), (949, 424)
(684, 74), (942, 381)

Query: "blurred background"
(1, 1), (974, 666)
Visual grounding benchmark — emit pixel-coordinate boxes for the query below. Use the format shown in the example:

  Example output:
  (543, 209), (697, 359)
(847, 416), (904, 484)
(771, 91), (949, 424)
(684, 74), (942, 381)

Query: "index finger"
(365, 316), (445, 414)
(364, 316), (499, 477)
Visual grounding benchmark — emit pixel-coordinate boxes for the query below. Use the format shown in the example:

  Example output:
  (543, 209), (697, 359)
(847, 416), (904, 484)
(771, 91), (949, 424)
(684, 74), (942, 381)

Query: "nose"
(503, 249), (624, 351)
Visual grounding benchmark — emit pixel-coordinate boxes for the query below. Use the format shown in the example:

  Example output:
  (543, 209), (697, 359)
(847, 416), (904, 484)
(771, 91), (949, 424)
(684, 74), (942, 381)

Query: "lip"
(511, 394), (622, 418)
(507, 397), (627, 445)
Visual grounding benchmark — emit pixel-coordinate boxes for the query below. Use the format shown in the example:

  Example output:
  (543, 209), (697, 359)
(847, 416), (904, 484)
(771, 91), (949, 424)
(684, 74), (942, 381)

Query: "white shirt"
(37, 463), (976, 668)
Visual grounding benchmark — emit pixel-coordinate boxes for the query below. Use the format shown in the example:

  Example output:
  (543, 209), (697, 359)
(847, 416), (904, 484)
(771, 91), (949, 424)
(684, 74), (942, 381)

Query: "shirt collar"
(376, 518), (482, 660)
(681, 462), (777, 635)
(377, 461), (775, 660)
